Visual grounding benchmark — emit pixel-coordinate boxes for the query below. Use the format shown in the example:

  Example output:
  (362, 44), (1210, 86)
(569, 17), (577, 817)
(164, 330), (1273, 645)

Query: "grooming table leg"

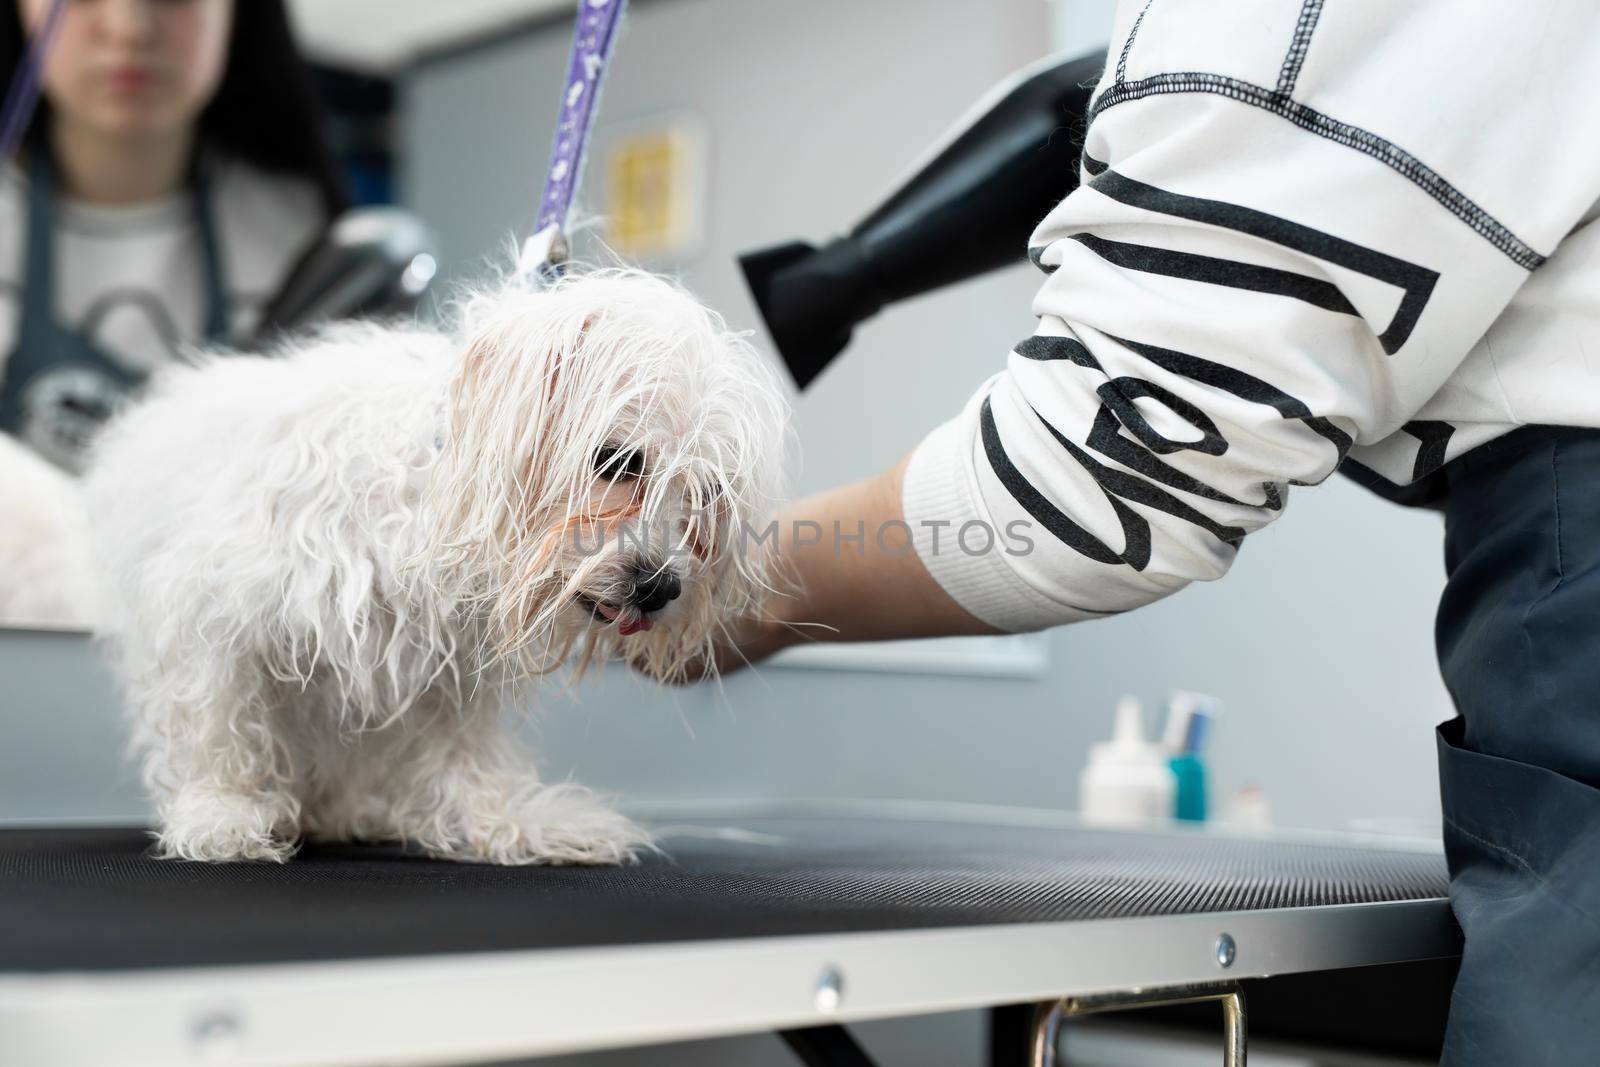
(989, 1002), (1037, 1066)
(778, 1024), (882, 1067)
(1030, 982), (1247, 1067)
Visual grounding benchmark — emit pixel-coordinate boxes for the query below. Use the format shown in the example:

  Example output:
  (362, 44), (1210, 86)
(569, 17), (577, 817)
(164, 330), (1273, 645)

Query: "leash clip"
(519, 223), (569, 287)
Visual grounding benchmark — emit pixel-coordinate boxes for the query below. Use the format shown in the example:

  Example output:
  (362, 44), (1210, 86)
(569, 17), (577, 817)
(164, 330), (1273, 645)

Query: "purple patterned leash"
(521, 0), (629, 284)
(0, 0), (68, 164)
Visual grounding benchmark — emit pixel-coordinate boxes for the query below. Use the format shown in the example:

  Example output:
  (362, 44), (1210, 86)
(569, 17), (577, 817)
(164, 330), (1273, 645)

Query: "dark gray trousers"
(1435, 426), (1600, 1064)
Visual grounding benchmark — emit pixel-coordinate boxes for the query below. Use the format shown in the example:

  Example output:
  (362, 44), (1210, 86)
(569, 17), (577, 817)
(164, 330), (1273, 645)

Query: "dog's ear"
(451, 304), (604, 431)
(425, 300), (567, 579)
(437, 292), (616, 541)
(454, 320), (551, 418)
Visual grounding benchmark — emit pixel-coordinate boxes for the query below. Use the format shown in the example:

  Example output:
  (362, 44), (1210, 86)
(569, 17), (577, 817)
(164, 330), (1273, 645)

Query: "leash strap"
(0, 0), (68, 163)
(522, 0), (629, 283)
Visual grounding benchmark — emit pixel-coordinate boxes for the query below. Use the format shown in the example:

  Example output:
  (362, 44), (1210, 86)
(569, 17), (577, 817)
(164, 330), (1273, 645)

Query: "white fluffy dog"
(84, 270), (787, 865)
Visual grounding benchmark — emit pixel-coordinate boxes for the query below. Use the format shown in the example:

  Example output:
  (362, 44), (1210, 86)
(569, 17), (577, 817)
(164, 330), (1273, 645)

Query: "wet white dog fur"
(85, 270), (787, 865)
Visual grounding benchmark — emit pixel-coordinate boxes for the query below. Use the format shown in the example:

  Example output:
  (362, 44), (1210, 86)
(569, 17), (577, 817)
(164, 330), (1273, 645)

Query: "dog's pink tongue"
(595, 602), (620, 622)
(617, 612), (654, 636)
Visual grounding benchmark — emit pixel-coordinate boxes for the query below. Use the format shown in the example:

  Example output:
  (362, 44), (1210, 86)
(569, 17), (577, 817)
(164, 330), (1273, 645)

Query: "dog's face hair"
(426, 269), (787, 683)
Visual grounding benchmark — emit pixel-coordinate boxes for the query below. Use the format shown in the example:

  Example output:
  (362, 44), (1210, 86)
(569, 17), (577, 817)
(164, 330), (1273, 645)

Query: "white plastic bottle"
(1079, 695), (1177, 827)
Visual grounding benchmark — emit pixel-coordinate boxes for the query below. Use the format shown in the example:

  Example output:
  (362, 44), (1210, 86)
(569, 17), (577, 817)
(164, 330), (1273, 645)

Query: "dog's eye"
(593, 444), (645, 480)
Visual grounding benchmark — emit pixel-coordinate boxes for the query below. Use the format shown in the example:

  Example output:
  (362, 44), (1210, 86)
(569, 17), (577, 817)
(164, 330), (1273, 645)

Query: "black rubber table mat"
(0, 817), (1449, 972)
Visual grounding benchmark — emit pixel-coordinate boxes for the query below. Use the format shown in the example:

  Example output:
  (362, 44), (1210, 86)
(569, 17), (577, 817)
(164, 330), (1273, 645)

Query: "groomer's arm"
(732, 455), (1000, 668)
(723, 0), (1595, 674)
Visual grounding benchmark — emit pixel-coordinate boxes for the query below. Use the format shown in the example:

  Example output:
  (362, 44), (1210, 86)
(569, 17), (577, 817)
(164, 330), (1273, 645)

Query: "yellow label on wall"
(604, 121), (703, 261)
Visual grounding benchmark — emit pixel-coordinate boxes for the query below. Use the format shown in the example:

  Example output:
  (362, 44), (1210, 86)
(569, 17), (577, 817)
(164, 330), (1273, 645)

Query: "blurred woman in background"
(0, 0), (343, 473)
(0, 0), (342, 627)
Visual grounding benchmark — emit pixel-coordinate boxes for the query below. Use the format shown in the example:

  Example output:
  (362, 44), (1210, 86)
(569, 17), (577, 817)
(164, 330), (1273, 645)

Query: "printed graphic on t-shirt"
(14, 361), (131, 472)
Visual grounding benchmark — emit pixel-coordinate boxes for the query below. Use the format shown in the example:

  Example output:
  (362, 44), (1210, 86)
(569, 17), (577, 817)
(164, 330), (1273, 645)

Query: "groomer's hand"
(688, 453), (1001, 681)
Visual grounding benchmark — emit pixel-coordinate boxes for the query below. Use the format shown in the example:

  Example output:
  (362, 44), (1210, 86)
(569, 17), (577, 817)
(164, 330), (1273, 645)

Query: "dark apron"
(0, 151), (231, 471)
(1433, 425), (1600, 1064)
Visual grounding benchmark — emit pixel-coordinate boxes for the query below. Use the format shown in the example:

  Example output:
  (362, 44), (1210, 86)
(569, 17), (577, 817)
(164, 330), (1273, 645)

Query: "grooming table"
(0, 803), (1458, 1066)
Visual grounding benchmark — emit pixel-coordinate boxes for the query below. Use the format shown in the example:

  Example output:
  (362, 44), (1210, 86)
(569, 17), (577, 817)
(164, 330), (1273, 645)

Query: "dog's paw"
(156, 789), (300, 863)
(438, 783), (654, 866)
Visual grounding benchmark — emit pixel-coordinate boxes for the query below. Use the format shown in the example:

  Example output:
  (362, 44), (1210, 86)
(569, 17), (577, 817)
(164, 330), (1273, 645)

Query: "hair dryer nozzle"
(250, 207), (438, 346)
(739, 237), (888, 390)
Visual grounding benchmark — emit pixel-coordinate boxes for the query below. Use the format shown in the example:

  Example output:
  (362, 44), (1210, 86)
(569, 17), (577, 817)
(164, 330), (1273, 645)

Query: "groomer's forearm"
(748, 454), (1001, 659)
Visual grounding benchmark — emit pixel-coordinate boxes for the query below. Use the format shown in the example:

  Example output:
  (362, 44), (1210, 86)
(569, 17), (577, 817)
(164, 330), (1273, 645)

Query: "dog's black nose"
(631, 566), (681, 614)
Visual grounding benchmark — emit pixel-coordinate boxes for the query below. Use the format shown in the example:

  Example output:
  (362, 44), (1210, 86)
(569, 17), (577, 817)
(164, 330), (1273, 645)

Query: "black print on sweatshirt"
(1076, 161), (1439, 354)
(1002, 332), (1348, 571)
(1000, 166), (1445, 569)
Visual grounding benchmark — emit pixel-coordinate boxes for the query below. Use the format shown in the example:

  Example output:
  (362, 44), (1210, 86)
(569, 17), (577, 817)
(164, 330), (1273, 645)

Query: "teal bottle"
(1170, 754), (1208, 822)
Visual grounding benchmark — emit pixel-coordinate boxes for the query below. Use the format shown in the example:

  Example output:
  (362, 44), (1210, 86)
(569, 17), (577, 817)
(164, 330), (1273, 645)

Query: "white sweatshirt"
(902, 0), (1600, 632)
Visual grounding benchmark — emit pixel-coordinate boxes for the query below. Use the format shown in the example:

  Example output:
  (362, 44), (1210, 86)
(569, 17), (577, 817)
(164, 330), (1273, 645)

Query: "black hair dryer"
(739, 49), (1105, 390)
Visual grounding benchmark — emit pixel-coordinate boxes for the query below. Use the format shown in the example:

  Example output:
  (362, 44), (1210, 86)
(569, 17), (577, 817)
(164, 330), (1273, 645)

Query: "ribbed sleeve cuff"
(901, 415), (1094, 633)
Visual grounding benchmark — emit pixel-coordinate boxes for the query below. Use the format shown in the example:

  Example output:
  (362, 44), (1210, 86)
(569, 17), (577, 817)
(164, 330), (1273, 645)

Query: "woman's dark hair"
(1, 0), (346, 217)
